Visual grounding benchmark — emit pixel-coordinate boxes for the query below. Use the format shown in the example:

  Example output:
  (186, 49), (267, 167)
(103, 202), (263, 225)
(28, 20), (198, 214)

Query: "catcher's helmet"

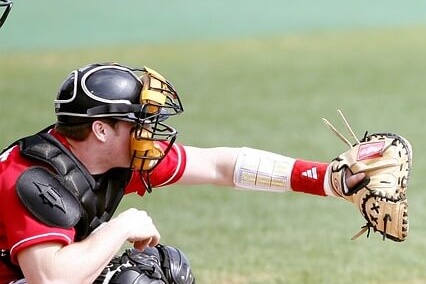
(55, 63), (184, 191)
(0, 0), (12, 29)
(56, 63), (142, 124)
(55, 63), (183, 124)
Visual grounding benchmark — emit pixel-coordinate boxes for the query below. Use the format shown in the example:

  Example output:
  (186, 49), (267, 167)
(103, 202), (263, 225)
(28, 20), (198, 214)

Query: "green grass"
(1, 27), (426, 283)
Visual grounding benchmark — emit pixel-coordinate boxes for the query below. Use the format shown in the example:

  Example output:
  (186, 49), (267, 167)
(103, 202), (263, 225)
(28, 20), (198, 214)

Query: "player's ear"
(91, 120), (107, 142)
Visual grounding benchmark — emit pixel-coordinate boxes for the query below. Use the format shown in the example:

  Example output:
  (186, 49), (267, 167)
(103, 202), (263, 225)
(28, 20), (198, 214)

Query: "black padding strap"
(16, 166), (82, 228)
(19, 132), (96, 196)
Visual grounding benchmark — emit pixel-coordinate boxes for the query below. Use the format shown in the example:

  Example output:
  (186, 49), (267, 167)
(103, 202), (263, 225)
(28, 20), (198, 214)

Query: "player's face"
(106, 120), (135, 168)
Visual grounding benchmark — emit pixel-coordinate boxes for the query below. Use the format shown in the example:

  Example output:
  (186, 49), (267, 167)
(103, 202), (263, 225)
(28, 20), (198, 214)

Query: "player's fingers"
(133, 238), (152, 250)
(132, 227), (160, 249)
(346, 170), (366, 189)
(148, 233), (160, 247)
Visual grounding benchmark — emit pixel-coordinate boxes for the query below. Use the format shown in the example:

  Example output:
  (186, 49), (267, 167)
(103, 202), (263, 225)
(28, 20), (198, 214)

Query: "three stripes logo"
(302, 167), (318, 180)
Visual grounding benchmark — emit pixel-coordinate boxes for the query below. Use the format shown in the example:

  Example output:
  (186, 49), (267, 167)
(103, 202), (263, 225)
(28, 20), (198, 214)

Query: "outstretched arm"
(179, 146), (364, 196)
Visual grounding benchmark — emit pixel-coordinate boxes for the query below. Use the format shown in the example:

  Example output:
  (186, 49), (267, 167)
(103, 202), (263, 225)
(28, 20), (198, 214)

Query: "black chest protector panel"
(16, 132), (132, 240)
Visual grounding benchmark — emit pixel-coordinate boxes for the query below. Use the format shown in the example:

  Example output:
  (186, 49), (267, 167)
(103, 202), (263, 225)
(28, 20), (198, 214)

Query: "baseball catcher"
(0, 60), (412, 282)
(323, 110), (412, 241)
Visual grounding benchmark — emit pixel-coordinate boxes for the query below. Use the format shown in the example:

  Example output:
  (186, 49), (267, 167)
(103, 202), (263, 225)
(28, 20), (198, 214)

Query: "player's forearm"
(182, 146), (330, 196)
(19, 217), (136, 283)
(65, 217), (133, 281)
(232, 147), (329, 195)
(18, 220), (126, 284)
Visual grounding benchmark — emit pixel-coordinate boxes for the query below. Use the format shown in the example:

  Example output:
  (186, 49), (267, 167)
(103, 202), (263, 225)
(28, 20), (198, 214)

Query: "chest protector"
(17, 132), (132, 240)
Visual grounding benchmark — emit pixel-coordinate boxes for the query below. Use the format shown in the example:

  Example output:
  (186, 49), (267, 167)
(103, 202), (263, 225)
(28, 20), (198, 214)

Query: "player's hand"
(345, 169), (366, 191)
(116, 208), (161, 250)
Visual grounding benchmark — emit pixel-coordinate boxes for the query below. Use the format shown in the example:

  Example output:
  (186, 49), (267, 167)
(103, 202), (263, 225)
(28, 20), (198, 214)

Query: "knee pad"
(156, 245), (195, 284)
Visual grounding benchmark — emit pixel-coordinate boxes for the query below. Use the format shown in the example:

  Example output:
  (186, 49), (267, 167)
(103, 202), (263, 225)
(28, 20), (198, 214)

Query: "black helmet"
(55, 63), (142, 124)
(55, 63), (183, 125)
(0, 0), (12, 29)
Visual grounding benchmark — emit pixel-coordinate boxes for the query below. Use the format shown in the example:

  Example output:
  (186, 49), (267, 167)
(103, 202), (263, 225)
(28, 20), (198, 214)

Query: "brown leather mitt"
(324, 110), (412, 242)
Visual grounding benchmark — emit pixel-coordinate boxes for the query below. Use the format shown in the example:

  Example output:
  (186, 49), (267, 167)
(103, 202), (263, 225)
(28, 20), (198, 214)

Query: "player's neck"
(66, 138), (112, 175)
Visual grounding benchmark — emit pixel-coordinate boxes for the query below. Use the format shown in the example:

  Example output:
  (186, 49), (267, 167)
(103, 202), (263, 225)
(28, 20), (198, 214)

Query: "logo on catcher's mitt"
(357, 141), (385, 161)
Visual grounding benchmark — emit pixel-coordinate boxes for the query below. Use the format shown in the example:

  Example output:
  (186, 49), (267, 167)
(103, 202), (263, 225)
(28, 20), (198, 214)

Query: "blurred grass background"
(1, 1), (426, 283)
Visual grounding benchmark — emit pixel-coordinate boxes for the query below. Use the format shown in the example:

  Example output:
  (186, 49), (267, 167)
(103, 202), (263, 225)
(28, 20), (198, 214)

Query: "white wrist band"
(233, 147), (295, 193)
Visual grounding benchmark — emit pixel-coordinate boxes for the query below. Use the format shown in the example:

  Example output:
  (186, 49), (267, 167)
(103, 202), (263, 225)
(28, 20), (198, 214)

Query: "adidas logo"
(302, 167), (318, 179)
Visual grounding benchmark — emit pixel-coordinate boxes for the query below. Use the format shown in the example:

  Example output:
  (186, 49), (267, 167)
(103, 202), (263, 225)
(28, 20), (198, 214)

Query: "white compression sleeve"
(233, 147), (296, 192)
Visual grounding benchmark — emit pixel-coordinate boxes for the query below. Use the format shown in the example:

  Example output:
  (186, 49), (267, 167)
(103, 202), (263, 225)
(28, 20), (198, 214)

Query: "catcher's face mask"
(129, 67), (183, 192)
(0, 0), (12, 29)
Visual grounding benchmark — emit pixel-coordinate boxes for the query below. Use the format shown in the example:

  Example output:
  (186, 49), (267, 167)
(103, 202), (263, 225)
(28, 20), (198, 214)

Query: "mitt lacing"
(351, 214), (391, 241)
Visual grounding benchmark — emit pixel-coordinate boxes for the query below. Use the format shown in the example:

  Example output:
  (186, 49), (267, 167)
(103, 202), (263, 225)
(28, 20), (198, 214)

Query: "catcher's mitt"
(323, 110), (412, 242)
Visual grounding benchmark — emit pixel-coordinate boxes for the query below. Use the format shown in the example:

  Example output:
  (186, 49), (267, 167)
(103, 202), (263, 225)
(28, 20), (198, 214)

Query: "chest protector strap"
(18, 132), (131, 240)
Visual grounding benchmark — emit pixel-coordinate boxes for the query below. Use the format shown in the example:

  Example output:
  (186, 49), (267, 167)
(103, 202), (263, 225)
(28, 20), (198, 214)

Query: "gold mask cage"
(129, 66), (183, 192)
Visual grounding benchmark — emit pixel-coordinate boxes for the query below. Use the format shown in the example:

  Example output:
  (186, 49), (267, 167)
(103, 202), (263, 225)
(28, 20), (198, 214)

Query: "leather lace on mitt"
(323, 110), (412, 242)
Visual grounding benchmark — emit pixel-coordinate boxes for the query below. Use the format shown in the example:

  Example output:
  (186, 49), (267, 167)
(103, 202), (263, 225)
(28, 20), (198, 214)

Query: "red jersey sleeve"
(125, 142), (187, 196)
(0, 146), (75, 265)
